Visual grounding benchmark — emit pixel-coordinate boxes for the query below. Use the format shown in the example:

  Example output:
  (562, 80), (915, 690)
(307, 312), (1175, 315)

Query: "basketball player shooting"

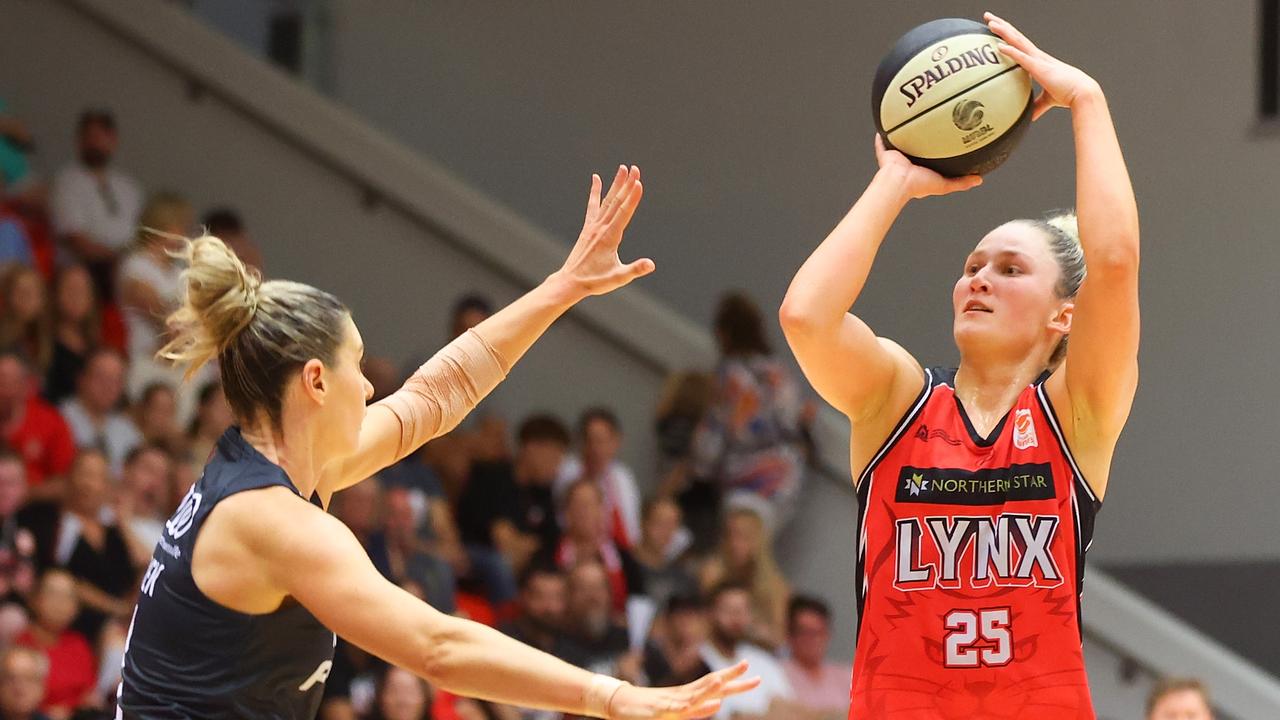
(114, 165), (759, 719)
(780, 14), (1138, 719)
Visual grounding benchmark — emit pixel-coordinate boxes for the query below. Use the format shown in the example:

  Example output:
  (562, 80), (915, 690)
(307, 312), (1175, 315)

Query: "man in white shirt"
(49, 109), (142, 295)
(58, 347), (141, 480)
(554, 407), (642, 548)
(700, 582), (795, 719)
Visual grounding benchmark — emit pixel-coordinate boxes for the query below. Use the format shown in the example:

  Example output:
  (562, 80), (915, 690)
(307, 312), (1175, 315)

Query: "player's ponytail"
(158, 233), (350, 428)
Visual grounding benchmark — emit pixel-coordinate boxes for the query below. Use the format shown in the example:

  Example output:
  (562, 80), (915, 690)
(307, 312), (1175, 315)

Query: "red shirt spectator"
(15, 568), (98, 715)
(0, 354), (75, 490)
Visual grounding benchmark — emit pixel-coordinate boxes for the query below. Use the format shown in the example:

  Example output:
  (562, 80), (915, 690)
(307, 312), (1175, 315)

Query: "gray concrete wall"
(318, 1), (1280, 564)
(0, 0), (667, 488)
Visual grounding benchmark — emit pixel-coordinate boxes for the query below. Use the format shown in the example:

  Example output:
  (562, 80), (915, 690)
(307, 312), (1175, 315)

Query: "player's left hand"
(985, 12), (1102, 121)
(606, 661), (760, 719)
(554, 164), (655, 299)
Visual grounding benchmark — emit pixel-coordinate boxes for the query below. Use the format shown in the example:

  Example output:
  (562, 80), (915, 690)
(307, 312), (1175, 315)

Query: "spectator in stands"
(49, 109), (143, 298)
(116, 444), (173, 566)
(202, 207), (262, 273)
(781, 596), (850, 717)
(0, 188), (35, 276)
(0, 267), (52, 376)
(0, 99), (33, 193)
(499, 565), (584, 666)
(550, 479), (642, 616)
(700, 505), (790, 651)
(0, 645), (49, 720)
(456, 414), (567, 583)
(118, 192), (208, 424)
(376, 449), (470, 605)
(564, 560), (632, 678)
(332, 476), (382, 550)
(44, 265), (101, 404)
(630, 496), (695, 614)
(369, 667), (432, 720)
(555, 407), (641, 550)
(694, 292), (806, 532)
(0, 452), (37, 606)
(643, 594), (711, 688)
(184, 381), (232, 477)
(14, 569), (97, 718)
(700, 582), (794, 720)
(453, 697), (520, 720)
(653, 371), (717, 553)
(362, 356), (399, 404)
(56, 450), (142, 643)
(0, 352), (76, 499)
(449, 294), (492, 341)
(58, 348), (141, 479)
(132, 383), (179, 453)
(1146, 678), (1213, 720)
(367, 486), (456, 614)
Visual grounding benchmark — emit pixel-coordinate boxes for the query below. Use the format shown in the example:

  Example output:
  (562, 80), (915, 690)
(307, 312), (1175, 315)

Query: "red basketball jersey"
(850, 368), (1101, 719)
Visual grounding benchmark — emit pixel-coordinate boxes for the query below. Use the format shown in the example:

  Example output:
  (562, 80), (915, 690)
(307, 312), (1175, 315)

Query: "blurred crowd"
(0, 99), (1217, 720)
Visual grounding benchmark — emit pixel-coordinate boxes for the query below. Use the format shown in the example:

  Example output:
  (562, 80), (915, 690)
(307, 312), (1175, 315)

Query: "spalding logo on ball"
(872, 18), (1032, 177)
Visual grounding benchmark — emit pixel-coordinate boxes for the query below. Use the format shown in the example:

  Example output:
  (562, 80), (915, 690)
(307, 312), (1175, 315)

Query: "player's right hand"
(874, 133), (983, 200)
(605, 661), (760, 720)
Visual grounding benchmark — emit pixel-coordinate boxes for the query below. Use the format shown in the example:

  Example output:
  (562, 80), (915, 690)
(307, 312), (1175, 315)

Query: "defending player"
(780, 14), (1138, 719)
(115, 166), (758, 719)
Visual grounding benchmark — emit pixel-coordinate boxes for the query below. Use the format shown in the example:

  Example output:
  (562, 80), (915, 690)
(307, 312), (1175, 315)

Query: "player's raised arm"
(327, 166), (654, 495)
(779, 137), (980, 429)
(990, 13), (1140, 496)
(238, 489), (758, 719)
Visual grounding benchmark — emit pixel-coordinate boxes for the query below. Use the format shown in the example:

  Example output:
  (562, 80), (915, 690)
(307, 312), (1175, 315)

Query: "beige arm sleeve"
(377, 329), (511, 461)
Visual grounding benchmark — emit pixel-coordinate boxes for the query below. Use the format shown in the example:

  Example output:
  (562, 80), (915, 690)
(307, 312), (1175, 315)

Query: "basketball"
(872, 18), (1033, 177)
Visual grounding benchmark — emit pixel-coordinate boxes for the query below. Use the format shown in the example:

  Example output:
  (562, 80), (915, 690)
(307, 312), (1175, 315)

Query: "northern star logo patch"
(895, 463), (1055, 505)
(905, 473), (929, 496)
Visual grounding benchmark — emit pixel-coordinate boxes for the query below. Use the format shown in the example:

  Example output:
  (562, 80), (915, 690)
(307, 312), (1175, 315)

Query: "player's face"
(1149, 690), (1213, 720)
(952, 222), (1071, 364)
(327, 317), (374, 457)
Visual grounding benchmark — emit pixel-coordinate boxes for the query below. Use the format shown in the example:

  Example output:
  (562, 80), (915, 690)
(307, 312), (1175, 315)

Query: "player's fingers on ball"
(995, 42), (1032, 68)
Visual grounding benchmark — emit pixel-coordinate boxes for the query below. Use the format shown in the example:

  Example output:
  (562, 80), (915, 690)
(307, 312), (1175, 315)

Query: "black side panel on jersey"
(1034, 383), (1102, 643)
(117, 427), (336, 719)
(854, 368), (935, 640)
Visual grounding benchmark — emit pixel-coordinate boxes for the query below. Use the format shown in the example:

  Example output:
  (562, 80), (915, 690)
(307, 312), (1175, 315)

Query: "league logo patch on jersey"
(1013, 408), (1038, 450)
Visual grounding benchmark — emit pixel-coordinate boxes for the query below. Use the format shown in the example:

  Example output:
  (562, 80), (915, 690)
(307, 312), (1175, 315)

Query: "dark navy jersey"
(116, 427), (336, 719)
